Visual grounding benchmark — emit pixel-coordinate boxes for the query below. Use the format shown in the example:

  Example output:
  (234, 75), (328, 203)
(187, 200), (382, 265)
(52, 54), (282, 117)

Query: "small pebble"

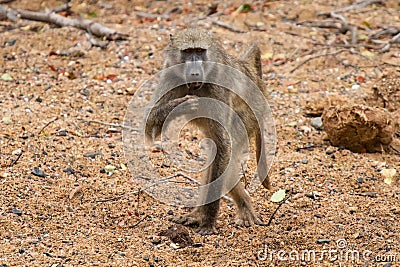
(84, 151), (102, 159)
(5, 39), (16, 46)
(57, 129), (68, 136)
(302, 159), (308, 164)
(192, 242), (203, 247)
(108, 143), (116, 149)
(143, 256), (150, 261)
(107, 127), (120, 133)
(12, 208), (22, 216)
(310, 117), (324, 130)
(326, 149), (336, 155)
(357, 177), (363, 184)
(31, 167), (46, 178)
(151, 237), (161, 245)
(316, 239), (331, 244)
(167, 210), (174, 215)
(63, 167), (75, 175)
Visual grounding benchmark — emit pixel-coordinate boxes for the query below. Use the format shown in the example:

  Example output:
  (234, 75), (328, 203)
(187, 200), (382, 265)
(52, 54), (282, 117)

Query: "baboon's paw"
(195, 224), (217, 235)
(172, 213), (201, 226)
(235, 209), (265, 227)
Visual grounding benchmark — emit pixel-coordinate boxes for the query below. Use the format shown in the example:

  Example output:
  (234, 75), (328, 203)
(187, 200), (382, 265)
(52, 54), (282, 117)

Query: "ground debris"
(159, 225), (194, 248)
(322, 105), (394, 153)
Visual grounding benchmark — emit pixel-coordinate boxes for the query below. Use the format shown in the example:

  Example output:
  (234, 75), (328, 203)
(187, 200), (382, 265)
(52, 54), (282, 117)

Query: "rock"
(5, 39), (16, 46)
(31, 167), (46, 178)
(316, 239), (331, 244)
(322, 105), (394, 153)
(12, 208), (22, 216)
(83, 151), (103, 159)
(63, 167), (75, 175)
(310, 117), (323, 130)
(151, 237), (161, 245)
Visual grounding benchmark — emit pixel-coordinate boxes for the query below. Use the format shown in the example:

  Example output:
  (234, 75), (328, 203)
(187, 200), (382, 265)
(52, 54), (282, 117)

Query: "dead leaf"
(381, 168), (398, 185)
(69, 185), (83, 200)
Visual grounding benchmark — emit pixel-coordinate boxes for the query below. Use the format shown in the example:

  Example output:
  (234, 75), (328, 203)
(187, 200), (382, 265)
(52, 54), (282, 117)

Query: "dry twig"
(290, 49), (346, 73)
(128, 215), (149, 228)
(39, 117), (59, 135)
(208, 19), (246, 33)
(318, 0), (383, 15)
(8, 150), (23, 167)
(266, 191), (292, 226)
(79, 118), (139, 132)
(0, 5), (128, 41)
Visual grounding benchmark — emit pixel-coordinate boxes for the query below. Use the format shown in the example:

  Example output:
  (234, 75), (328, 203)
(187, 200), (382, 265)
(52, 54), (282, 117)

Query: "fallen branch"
(318, 0), (383, 15)
(0, 5), (128, 41)
(379, 32), (400, 53)
(79, 118), (139, 132)
(290, 49), (346, 73)
(208, 19), (246, 33)
(300, 12), (357, 45)
(329, 12), (357, 44)
(85, 32), (108, 48)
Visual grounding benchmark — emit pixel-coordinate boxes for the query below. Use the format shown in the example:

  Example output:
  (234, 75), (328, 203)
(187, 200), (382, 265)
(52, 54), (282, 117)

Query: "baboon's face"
(181, 47), (207, 90)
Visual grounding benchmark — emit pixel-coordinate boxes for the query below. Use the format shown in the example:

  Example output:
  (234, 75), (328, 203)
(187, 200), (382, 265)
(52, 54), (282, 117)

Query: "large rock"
(322, 105), (394, 153)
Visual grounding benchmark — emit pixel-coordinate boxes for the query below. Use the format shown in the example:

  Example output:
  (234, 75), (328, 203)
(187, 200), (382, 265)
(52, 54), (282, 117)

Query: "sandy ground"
(0, 0), (399, 266)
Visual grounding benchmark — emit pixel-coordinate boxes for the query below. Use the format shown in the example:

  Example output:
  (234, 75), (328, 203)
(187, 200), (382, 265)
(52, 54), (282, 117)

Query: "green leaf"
(241, 4), (252, 12)
(286, 121), (297, 127)
(1, 73), (13, 81)
(270, 189), (286, 203)
(88, 11), (97, 17)
(104, 165), (116, 173)
(235, 3), (253, 14)
(2, 117), (12, 124)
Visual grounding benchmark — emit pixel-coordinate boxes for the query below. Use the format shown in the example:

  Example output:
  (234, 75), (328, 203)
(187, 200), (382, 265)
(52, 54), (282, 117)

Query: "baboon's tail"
(240, 43), (262, 79)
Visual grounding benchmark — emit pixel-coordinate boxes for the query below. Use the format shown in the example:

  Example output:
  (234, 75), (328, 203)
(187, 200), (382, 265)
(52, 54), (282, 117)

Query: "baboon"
(145, 28), (270, 235)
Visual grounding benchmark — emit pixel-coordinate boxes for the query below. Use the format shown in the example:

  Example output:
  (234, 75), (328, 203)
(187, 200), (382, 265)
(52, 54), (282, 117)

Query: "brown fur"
(146, 29), (270, 234)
